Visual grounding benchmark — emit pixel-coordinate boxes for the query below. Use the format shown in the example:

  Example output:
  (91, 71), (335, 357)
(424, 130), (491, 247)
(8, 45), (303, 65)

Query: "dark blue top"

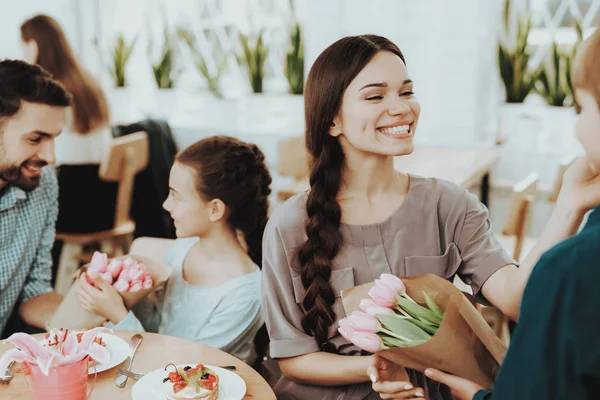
(475, 206), (600, 400)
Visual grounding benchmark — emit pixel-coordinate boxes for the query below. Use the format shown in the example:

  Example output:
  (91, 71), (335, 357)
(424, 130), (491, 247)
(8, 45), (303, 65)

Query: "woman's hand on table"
(367, 355), (424, 399)
(76, 273), (128, 324)
(424, 368), (483, 400)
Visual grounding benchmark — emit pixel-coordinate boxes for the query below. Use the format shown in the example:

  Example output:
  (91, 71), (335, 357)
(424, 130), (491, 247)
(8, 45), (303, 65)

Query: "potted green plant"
(95, 34), (137, 123)
(148, 23), (181, 119)
(237, 31), (268, 94)
(496, 0), (537, 144)
(108, 34), (137, 88)
(151, 27), (178, 89)
(535, 22), (584, 155)
(178, 28), (227, 98)
(285, 22), (304, 95)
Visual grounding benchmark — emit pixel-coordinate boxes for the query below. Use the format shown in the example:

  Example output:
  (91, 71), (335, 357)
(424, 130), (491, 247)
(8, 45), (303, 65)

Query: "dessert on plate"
(163, 363), (219, 400)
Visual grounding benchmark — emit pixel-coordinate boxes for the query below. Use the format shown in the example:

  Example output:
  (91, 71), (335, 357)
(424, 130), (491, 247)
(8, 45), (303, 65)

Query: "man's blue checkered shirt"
(0, 167), (56, 335)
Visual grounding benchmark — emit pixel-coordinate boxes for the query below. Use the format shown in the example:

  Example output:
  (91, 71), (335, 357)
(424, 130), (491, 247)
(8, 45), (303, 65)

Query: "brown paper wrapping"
(341, 274), (507, 389)
(50, 255), (172, 330)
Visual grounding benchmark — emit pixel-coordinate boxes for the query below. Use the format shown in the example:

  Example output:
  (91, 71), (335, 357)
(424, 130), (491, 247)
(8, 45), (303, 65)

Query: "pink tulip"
(350, 331), (385, 353)
(90, 251), (108, 272)
(129, 264), (145, 281)
(107, 259), (123, 279)
(113, 278), (130, 292)
(347, 312), (381, 333)
(337, 318), (356, 342)
(122, 257), (136, 269)
(85, 269), (98, 285)
(379, 273), (406, 294)
(364, 306), (395, 317)
(118, 268), (132, 283)
(129, 281), (143, 292)
(359, 298), (379, 312)
(368, 282), (398, 307)
(99, 271), (113, 284)
(142, 275), (153, 289)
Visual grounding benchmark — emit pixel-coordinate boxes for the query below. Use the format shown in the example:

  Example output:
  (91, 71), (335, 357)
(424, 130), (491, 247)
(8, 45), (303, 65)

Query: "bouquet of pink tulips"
(340, 273), (507, 389)
(85, 251), (153, 293)
(50, 253), (172, 330)
(338, 274), (444, 352)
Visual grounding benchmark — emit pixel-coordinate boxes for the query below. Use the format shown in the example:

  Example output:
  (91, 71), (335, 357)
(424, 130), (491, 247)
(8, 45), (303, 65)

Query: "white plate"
(87, 333), (130, 374)
(131, 364), (247, 400)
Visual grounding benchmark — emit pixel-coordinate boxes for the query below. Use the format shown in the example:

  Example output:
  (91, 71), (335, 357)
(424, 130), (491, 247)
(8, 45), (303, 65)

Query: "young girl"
(261, 34), (597, 399)
(426, 29), (600, 400)
(76, 136), (272, 362)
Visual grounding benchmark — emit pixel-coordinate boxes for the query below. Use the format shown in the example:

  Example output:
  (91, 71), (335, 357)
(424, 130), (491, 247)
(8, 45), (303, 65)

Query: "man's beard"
(0, 160), (47, 191)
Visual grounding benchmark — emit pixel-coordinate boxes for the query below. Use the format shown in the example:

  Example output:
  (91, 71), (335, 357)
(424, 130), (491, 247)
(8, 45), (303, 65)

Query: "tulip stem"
(379, 327), (411, 342)
(401, 291), (416, 303)
(395, 307), (412, 319)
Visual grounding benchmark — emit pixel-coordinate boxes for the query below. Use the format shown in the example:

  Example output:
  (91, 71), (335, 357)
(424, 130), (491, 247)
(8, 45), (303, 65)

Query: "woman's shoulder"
(410, 174), (475, 212)
(266, 192), (309, 233)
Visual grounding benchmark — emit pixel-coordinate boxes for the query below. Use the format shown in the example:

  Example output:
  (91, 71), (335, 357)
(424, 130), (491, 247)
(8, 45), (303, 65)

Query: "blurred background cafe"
(0, 0), (598, 390)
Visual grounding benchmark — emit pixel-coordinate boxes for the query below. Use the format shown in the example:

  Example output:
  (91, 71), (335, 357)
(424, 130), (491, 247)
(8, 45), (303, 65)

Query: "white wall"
(305, 0), (504, 147)
(0, 0), (80, 61)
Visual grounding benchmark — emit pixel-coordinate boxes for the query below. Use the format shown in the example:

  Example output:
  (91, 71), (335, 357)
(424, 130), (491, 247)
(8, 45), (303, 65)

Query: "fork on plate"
(0, 361), (15, 384)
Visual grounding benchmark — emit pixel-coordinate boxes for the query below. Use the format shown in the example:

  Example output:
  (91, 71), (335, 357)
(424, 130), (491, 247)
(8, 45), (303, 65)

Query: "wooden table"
(277, 146), (501, 206)
(0, 331), (275, 400)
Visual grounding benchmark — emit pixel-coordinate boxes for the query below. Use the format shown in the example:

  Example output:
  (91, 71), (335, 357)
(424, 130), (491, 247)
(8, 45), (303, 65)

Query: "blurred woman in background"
(21, 15), (117, 280)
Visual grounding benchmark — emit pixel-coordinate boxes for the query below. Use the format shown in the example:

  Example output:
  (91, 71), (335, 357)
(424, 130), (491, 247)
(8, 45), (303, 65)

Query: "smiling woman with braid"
(260, 34), (599, 400)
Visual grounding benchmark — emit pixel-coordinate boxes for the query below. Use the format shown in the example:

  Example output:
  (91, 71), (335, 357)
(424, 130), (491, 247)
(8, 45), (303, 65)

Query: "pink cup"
(24, 357), (96, 400)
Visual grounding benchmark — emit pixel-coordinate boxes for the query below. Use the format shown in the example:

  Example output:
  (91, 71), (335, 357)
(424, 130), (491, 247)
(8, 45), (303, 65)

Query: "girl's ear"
(208, 198), (227, 222)
(329, 115), (342, 137)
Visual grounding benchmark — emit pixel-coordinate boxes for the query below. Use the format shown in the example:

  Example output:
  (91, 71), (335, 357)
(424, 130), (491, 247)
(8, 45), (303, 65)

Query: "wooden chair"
(276, 135), (310, 202)
(547, 153), (578, 203)
(54, 132), (150, 295)
(481, 173), (539, 347)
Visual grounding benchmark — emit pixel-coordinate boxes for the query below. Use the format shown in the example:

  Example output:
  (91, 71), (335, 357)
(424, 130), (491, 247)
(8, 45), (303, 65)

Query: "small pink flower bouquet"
(85, 252), (153, 292)
(50, 253), (172, 330)
(339, 273), (507, 389)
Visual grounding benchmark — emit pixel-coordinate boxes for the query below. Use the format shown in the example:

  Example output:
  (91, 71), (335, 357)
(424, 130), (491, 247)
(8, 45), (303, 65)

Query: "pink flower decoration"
(347, 312), (381, 333)
(379, 273), (406, 294)
(107, 259), (123, 279)
(112, 278), (130, 292)
(0, 328), (111, 377)
(350, 331), (384, 353)
(368, 281), (398, 307)
(89, 252), (108, 273)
